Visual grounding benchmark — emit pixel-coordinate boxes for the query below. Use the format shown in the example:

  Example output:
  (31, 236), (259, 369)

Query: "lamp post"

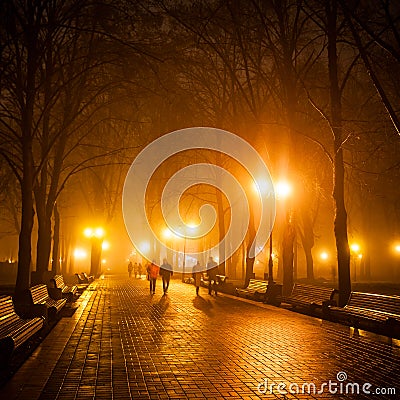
(180, 223), (197, 283)
(268, 180), (292, 284)
(84, 227), (105, 277)
(350, 243), (361, 283)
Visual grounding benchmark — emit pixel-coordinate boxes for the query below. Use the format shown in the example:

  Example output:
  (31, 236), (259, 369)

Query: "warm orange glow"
(350, 243), (360, 253)
(320, 251), (329, 260)
(102, 259), (107, 264)
(73, 248), (87, 259)
(84, 226), (105, 238)
(163, 228), (172, 239)
(84, 227), (93, 238)
(358, 254), (363, 259)
(394, 244), (400, 253)
(102, 241), (110, 250)
(275, 180), (292, 199)
(94, 227), (105, 238)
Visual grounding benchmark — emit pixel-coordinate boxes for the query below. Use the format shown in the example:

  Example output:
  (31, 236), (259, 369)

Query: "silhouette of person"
(128, 261), (133, 278)
(160, 258), (173, 294)
(207, 256), (218, 295)
(192, 260), (202, 296)
(147, 261), (160, 294)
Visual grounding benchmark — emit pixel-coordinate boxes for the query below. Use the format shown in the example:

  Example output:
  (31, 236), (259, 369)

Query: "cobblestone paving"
(2, 275), (400, 399)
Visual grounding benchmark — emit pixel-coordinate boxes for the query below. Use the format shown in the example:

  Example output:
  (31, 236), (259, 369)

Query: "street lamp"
(350, 243), (361, 282)
(181, 223), (197, 282)
(268, 180), (292, 285)
(84, 226), (105, 277)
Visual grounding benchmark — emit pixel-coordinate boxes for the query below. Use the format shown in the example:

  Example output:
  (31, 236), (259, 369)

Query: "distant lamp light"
(358, 254), (363, 260)
(350, 243), (360, 253)
(73, 248), (87, 259)
(275, 180), (292, 199)
(395, 244), (400, 253)
(84, 228), (93, 238)
(163, 228), (172, 239)
(94, 227), (105, 238)
(102, 259), (107, 264)
(102, 241), (110, 250)
(320, 251), (329, 261)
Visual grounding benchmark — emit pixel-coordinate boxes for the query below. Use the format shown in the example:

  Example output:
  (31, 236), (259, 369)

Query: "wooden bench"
(281, 283), (337, 311)
(329, 292), (400, 333)
(236, 279), (268, 301)
(49, 275), (78, 302)
(25, 285), (67, 321)
(200, 273), (210, 288)
(82, 272), (94, 283)
(216, 275), (228, 284)
(0, 295), (44, 363)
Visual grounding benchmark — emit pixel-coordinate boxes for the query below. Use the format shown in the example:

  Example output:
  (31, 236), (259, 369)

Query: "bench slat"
(0, 296), (44, 359)
(330, 292), (400, 327)
(282, 284), (336, 309)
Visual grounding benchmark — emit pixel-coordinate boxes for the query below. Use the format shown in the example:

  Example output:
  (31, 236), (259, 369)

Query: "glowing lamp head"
(163, 228), (172, 239)
(395, 245), (400, 253)
(73, 248), (87, 259)
(320, 252), (329, 260)
(350, 243), (360, 253)
(275, 181), (292, 200)
(94, 227), (105, 238)
(84, 228), (93, 238)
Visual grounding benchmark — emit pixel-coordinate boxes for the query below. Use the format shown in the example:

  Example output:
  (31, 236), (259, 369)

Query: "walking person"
(128, 261), (133, 278)
(207, 256), (218, 296)
(192, 260), (202, 296)
(138, 263), (143, 278)
(160, 258), (173, 294)
(147, 261), (160, 294)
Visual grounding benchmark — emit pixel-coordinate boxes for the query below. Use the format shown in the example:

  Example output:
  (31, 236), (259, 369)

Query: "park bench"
(329, 292), (400, 335)
(200, 273), (210, 287)
(236, 279), (268, 301)
(0, 295), (44, 363)
(82, 272), (94, 283)
(281, 283), (337, 312)
(24, 284), (67, 321)
(216, 275), (228, 284)
(49, 275), (78, 302)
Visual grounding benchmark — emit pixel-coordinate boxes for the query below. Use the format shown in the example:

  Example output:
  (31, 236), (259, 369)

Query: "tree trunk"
(90, 238), (103, 277)
(282, 213), (295, 296)
(216, 187), (226, 275)
(245, 207), (256, 287)
(35, 208), (52, 281)
(15, 173), (34, 294)
(15, 20), (37, 294)
(51, 203), (60, 274)
(300, 206), (315, 280)
(327, 0), (351, 306)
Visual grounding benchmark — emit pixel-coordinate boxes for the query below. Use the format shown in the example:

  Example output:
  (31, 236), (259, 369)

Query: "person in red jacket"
(147, 261), (160, 294)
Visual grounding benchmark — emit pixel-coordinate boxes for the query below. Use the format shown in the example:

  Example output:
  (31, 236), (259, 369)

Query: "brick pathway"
(1, 275), (400, 399)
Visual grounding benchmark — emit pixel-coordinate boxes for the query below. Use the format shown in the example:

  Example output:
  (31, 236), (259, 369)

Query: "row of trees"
(1, 1), (399, 304)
